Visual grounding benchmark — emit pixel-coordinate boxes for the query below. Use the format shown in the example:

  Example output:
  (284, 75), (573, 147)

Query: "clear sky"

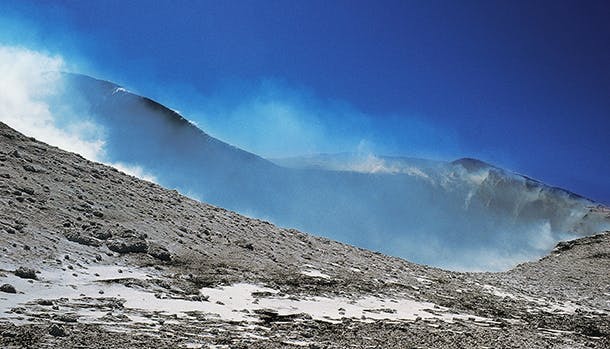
(1, 0), (609, 204)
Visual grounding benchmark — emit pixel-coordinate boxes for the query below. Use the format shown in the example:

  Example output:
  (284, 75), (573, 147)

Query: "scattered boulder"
(237, 239), (254, 251)
(0, 283), (16, 293)
(64, 231), (102, 247)
(92, 229), (113, 240)
(22, 164), (44, 173)
(14, 267), (37, 279)
(1, 329), (17, 338)
(147, 244), (172, 261)
(107, 238), (148, 254)
(48, 324), (66, 337)
(106, 229), (149, 254)
(553, 240), (577, 253)
(578, 320), (606, 337)
(189, 295), (209, 302)
(19, 187), (35, 195)
(55, 314), (78, 323)
(37, 299), (54, 306)
(92, 210), (104, 218)
(253, 308), (306, 323)
(12, 221), (27, 232)
(100, 312), (131, 323)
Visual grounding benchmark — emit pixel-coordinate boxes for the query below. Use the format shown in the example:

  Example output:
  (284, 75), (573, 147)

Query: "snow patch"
(112, 87), (128, 94)
(0, 268), (491, 325)
(301, 269), (330, 279)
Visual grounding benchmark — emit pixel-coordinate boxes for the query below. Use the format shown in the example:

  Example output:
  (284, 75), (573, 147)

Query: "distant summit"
(451, 157), (494, 172)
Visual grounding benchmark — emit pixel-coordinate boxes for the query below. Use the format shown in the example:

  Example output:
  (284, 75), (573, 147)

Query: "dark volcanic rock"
(91, 230), (112, 240)
(106, 238), (148, 254)
(63, 231), (102, 247)
(147, 244), (171, 261)
(22, 164), (44, 173)
(0, 284), (16, 294)
(14, 267), (37, 280)
(236, 239), (254, 251)
(48, 324), (66, 337)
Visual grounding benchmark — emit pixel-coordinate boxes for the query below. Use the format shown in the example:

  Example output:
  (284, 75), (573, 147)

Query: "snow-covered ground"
(0, 262), (492, 325)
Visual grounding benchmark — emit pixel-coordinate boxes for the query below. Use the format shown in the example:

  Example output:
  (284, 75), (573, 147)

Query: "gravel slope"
(0, 121), (608, 348)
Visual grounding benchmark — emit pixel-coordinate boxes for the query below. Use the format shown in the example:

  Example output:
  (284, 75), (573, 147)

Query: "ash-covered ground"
(0, 121), (609, 348)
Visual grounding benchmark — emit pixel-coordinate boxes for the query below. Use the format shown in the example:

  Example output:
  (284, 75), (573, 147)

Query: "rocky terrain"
(0, 120), (609, 348)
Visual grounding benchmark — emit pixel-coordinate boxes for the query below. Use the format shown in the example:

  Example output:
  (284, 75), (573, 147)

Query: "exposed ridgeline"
(0, 121), (609, 348)
(52, 74), (610, 270)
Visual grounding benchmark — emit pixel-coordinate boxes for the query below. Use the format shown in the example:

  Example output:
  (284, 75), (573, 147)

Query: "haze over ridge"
(1, 54), (608, 271)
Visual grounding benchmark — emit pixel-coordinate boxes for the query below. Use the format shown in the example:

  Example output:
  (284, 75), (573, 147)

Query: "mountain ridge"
(0, 120), (609, 348)
(10, 72), (609, 271)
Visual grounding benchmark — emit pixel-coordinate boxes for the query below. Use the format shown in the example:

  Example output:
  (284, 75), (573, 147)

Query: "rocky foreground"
(0, 121), (609, 348)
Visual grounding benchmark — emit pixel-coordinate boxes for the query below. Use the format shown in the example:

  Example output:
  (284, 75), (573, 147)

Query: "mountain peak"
(451, 157), (494, 171)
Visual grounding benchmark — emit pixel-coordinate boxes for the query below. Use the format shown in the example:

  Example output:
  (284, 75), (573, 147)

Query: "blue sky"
(1, 0), (609, 204)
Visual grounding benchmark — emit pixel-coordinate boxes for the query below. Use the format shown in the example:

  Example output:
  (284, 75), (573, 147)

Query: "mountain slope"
(26, 73), (606, 271)
(0, 122), (609, 348)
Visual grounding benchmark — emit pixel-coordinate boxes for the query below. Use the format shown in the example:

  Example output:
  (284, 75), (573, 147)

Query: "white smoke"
(110, 162), (158, 183)
(0, 45), (156, 183)
(0, 45), (105, 160)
